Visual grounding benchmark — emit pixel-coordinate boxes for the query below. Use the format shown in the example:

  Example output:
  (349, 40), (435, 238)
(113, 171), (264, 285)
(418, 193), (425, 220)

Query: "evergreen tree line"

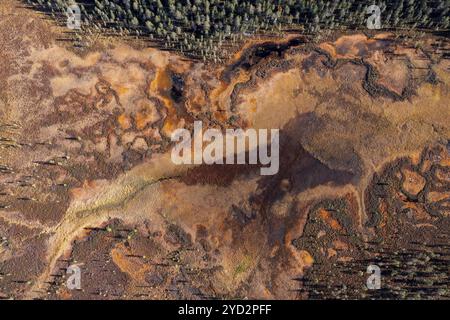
(25, 0), (450, 60)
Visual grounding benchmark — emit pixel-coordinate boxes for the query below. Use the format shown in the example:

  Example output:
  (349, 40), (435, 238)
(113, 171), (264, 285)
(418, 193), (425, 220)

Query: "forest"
(25, 0), (450, 60)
